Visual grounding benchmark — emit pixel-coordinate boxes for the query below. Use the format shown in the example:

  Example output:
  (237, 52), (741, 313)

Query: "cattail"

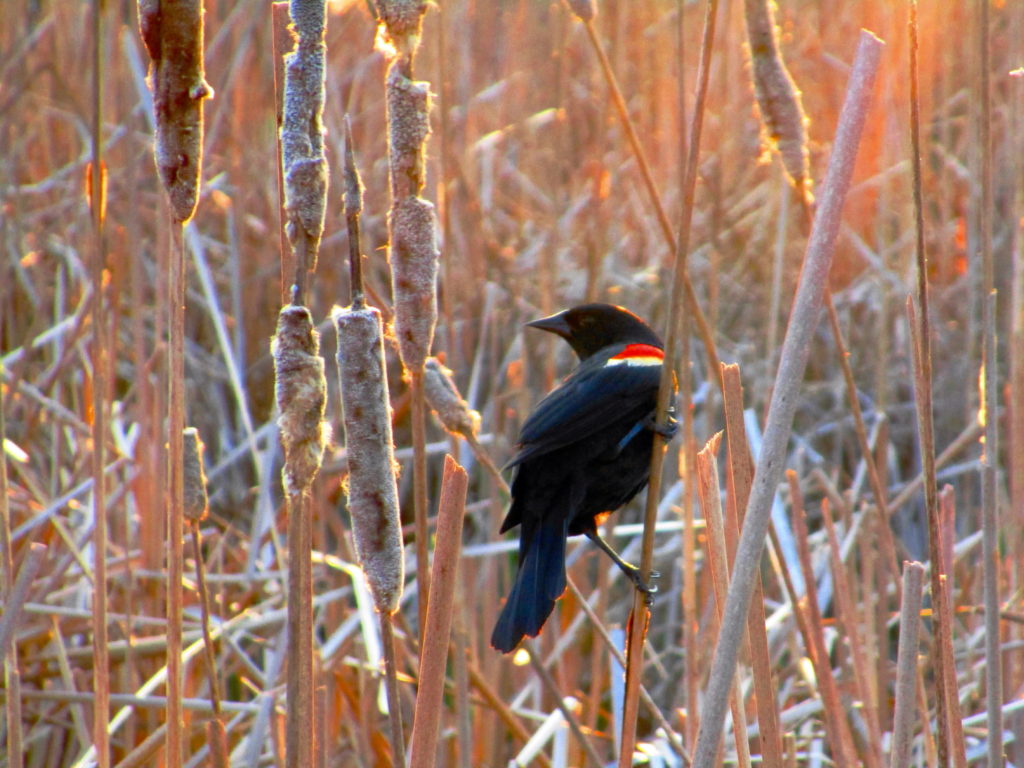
(383, 62), (438, 373)
(138, 0), (213, 223)
(743, 0), (811, 200)
(423, 358), (480, 439)
(333, 305), (404, 614)
(282, 0), (328, 275)
(182, 427), (208, 522)
(565, 0), (596, 23)
(272, 305), (329, 497)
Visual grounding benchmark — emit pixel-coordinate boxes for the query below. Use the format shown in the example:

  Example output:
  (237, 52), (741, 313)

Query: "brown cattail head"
(333, 305), (404, 614)
(743, 0), (811, 201)
(423, 358), (480, 439)
(282, 0), (329, 267)
(139, 0), (213, 223)
(182, 427), (209, 522)
(565, 0), (596, 23)
(389, 196), (438, 372)
(272, 304), (329, 497)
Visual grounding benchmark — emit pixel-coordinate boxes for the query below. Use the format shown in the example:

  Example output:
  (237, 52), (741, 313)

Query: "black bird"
(491, 303), (676, 653)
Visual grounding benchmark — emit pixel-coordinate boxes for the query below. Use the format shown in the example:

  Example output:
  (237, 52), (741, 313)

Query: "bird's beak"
(525, 310), (571, 338)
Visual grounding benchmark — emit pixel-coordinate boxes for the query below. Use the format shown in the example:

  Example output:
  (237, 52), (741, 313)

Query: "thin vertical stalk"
(90, 0), (110, 764)
(890, 562), (925, 768)
(975, 0), (1003, 759)
(167, 221), (187, 767)
(618, 0), (718, 761)
(692, 32), (883, 767)
(907, 5), (951, 762)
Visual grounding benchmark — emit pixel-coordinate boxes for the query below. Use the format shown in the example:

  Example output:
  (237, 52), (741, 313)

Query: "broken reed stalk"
(614, 0), (719, 761)
(378, 0), (440, 642)
(820, 501), (883, 768)
(695, 433), (752, 768)
(974, 0), (1003, 759)
(889, 562), (924, 768)
(138, 0), (210, 760)
(182, 428), (229, 768)
(89, 0), (110, 763)
(337, 126), (406, 765)
(573, 0), (724, 397)
(788, 475), (857, 767)
(720, 364), (782, 768)
(690, 32), (882, 767)
(276, 2), (329, 765)
(408, 456), (467, 768)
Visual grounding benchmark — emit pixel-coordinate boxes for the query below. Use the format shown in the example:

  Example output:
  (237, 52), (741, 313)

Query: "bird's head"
(525, 303), (663, 360)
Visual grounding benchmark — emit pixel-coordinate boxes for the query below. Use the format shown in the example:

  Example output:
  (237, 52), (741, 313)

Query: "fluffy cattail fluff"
(333, 305), (404, 614)
(281, 0), (329, 266)
(272, 305), (329, 497)
(743, 0), (811, 201)
(423, 358), (480, 439)
(138, 0), (213, 223)
(182, 427), (209, 522)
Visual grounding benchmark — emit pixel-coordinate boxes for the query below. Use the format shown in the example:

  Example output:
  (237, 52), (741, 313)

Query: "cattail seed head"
(744, 0), (811, 200)
(272, 305), (329, 497)
(333, 305), (404, 613)
(182, 427), (209, 522)
(423, 358), (480, 439)
(389, 196), (439, 372)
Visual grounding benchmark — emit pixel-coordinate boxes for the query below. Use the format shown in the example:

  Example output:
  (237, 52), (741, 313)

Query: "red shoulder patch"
(611, 343), (664, 361)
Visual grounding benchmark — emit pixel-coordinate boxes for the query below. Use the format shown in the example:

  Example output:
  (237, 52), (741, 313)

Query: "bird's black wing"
(507, 357), (661, 467)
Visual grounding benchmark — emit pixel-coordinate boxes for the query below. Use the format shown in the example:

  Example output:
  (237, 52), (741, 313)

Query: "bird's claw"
(622, 564), (659, 605)
(645, 409), (679, 441)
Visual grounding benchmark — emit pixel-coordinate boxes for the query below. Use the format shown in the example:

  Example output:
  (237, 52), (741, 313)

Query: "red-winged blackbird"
(491, 303), (676, 653)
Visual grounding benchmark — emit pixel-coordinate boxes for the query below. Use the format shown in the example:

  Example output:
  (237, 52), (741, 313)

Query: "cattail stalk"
(408, 456), (467, 768)
(138, 0), (210, 760)
(337, 122), (407, 764)
(90, 0), (110, 763)
(889, 562), (925, 768)
(182, 428), (228, 768)
(378, 0), (440, 639)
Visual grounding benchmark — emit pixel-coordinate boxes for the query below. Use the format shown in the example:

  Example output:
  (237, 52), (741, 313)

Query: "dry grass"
(1, 0), (1021, 766)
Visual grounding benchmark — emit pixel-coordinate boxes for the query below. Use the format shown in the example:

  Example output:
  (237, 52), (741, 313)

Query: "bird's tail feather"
(490, 514), (568, 653)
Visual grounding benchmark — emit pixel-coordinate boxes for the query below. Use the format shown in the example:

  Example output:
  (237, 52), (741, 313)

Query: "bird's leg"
(584, 530), (659, 604)
(643, 406), (678, 441)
